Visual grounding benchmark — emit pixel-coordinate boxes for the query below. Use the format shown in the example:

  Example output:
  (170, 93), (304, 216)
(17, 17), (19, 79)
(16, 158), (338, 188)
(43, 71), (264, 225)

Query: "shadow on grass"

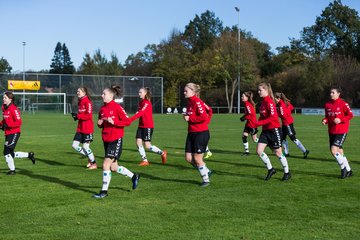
(19, 169), (96, 194)
(138, 172), (200, 186)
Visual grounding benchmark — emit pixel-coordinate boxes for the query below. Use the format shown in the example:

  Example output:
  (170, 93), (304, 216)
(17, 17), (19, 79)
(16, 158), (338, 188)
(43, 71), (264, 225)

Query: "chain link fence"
(0, 73), (163, 114)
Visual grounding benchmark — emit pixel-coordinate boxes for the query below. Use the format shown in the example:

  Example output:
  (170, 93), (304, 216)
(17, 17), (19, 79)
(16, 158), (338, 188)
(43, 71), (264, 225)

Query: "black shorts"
(282, 124), (296, 140)
(329, 133), (347, 148)
(243, 127), (258, 136)
(258, 128), (282, 149)
(73, 132), (93, 143)
(103, 138), (123, 161)
(136, 128), (153, 142)
(185, 130), (210, 154)
(4, 133), (21, 149)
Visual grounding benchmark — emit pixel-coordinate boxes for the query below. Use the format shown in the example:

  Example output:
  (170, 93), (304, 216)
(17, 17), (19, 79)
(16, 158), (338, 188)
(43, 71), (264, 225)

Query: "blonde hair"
(140, 87), (152, 101)
(243, 91), (255, 107)
(185, 83), (201, 96)
(258, 82), (274, 101)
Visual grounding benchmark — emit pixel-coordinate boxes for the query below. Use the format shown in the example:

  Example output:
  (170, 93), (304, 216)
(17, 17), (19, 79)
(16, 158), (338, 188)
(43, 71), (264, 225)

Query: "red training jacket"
(1, 103), (22, 135)
(242, 100), (257, 128)
(131, 99), (154, 128)
(277, 99), (294, 126)
(76, 96), (94, 134)
(185, 95), (209, 132)
(98, 100), (131, 142)
(204, 102), (213, 124)
(322, 98), (353, 134)
(257, 96), (281, 130)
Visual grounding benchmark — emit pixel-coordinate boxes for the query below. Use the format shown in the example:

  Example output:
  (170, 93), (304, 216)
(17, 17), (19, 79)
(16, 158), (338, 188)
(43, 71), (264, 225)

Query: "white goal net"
(12, 92), (69, 115)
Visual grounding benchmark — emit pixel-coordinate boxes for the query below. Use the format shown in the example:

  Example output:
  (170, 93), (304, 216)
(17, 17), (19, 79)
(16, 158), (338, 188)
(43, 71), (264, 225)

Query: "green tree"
(184, 10), (223, 54)
(77, 49), (123, 75)
(0, 57), (12, 73)
(123, 44), (158, 76)
(300, 0), (360, 60)
(50, 42), (75, 74)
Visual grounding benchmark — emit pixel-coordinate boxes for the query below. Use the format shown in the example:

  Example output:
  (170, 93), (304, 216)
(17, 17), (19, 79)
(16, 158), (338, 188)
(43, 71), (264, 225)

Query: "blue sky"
(1, 0), (360, 72)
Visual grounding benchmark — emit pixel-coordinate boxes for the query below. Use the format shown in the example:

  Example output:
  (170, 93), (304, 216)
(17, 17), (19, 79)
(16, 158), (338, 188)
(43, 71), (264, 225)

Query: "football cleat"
(93, 191), (108, 199)
(264, 168), (276, 181)
(285, 154), (290, 157)
(86, 160), (92, 168)
(303, 150), (310, 159)
(7, 170), (16, 175)
(161, 150), (167, 164)
(88, 163), (97, 170)
(346, 170), (353, 178)
(241, 152), (250, 156)
(341, 168), (347, 179)
(138, 161), (150, 166)
(132, 174), (140, 190)
(204, 151), (213, 159)
(28, 152), (35, 164)
(208, 169), (213, 177)
(200, 181), (210, 187)
(282, 172), (291, 181)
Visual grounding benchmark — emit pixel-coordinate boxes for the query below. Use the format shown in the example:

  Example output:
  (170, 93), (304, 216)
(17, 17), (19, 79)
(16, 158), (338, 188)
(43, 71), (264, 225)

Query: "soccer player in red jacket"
(240, 91), (258, 155)
(71, 87), (97, 169)
(93, 86), (140, 198)
(256, 83), (290, 181)
(183, 83), (212, 187)
(1, 91), (35, 175)
(274, 92), (309, 158)
(322, 87), (353, 179)
(130, 87), (167, 166)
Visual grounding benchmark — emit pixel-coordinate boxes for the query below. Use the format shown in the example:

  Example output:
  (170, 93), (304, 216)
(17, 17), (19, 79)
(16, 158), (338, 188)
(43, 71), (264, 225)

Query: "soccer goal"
(12, 92), (68, 115)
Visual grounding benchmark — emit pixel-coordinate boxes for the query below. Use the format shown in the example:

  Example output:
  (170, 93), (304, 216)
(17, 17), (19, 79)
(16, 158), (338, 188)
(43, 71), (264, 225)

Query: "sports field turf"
(0, 113), (359, 239)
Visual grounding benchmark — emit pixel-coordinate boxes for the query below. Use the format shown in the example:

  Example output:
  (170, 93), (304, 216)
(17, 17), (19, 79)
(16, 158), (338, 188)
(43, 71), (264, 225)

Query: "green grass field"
(0, 113), (359, 240)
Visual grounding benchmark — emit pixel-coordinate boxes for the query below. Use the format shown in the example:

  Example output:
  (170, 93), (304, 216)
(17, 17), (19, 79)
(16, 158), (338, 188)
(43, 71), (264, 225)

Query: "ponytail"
(244, 91), (255, 107)
(258, 82), (274, 101)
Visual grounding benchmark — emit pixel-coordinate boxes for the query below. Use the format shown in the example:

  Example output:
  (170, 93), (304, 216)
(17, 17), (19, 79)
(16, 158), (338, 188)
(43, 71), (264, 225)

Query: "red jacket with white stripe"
(1, 103), (22, 135)
(98, 100), (131, 142)
(185, 95), (209, 132)
(242, 101), (257, 128)
(277, 100), (294, 126)
(257, 96), (281, 130)
(322, 98), (353, 134)
(76, 96), (94, 134)
(131, 99), (154, 128)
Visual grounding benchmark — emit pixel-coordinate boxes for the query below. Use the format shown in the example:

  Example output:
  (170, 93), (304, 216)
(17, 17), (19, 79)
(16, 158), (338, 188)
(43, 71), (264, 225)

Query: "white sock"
(137, 145), (147, 160)
(150, 145), (163, 155)
(198, 164), (210, 182)
(244, 142), (249, 152)
(72, 141), (86, 156)
(117, 166), (134, 178)
(83, 143), (95, 163)
(279, 154), (289, 173)
(260, 152), (273, 170)
(5, 154), (15, 171)
(342, 154), (351, 171)
(282, 140), (289, 155)
(294, 139), (307, 153)
(335, 152), (345, 169)
(14, 152), (29, 158)
(101, 171), (112, 191)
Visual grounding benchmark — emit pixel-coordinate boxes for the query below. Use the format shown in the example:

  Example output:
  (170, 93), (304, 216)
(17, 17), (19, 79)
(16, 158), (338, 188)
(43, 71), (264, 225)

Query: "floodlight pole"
(22, 42), (26, 111)
(235, 7), (240, 114)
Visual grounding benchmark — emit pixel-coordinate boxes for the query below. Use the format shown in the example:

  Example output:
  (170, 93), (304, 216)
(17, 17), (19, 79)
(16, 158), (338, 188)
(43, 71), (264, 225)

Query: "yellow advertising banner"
(8, 80), (40, 90)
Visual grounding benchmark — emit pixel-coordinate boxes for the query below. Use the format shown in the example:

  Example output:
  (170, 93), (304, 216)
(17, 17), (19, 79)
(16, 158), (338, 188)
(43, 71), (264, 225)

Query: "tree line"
(1, 0), (359, 109)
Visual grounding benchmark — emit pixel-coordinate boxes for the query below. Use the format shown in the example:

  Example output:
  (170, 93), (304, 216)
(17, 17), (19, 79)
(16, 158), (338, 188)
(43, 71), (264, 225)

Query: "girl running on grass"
(256, 83), (290, 181)
(93, 85), (140, 198)
(322, 87), (353, 179)
(274, 92), (309, 158)
(71, 87), (97, 169)
(239, 91), (258, 156)
(183, 83), (212, 187)
(1, 91), (35, 175)
(130, 87), (167, 166)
